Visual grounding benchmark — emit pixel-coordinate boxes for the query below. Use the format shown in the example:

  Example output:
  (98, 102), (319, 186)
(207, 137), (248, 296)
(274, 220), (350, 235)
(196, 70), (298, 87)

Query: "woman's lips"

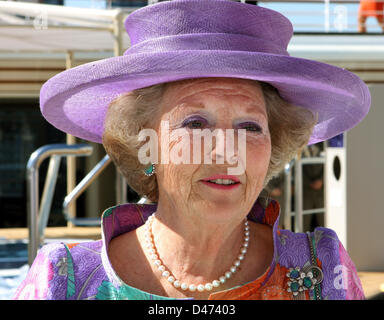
(202, 174), (240, 183)
(200, 174), (241, 190)
(200, 180), (240, 190)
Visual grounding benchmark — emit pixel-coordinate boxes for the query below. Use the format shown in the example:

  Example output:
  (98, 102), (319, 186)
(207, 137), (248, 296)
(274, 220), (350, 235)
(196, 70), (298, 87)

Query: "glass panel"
(0, 99), (65, 228)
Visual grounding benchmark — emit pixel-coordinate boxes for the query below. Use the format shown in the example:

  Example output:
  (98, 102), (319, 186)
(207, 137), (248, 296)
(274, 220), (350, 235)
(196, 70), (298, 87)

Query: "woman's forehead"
(167, 77), (261, 95)
(162, 77), (265, 111)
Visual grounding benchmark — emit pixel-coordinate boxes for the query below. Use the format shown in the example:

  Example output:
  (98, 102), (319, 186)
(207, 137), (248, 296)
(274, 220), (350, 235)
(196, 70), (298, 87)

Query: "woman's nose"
(208, 129), (239, 165)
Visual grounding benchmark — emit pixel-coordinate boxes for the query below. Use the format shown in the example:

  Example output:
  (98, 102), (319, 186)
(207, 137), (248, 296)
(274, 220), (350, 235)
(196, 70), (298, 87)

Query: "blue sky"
(64, 1), (382, 33)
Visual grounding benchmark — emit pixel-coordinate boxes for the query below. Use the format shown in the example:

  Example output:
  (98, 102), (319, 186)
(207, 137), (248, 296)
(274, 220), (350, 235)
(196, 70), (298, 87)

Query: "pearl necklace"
(144, 213), (250, 293)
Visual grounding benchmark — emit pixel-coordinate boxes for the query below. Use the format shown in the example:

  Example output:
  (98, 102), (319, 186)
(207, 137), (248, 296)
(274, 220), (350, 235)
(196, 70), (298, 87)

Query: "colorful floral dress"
(13, 198), (364, 300)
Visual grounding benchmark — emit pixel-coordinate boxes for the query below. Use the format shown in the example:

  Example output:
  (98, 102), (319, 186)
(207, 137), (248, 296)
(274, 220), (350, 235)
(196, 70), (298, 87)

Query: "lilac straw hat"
(40, 0), (371, 145)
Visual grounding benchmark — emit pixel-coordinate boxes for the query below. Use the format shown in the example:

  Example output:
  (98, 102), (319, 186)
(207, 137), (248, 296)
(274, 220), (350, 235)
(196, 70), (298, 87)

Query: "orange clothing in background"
(359, 0), (384, 18)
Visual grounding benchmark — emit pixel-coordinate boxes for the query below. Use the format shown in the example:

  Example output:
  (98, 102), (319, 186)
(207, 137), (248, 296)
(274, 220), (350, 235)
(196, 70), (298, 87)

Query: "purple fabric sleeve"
(314, 227), (365, 300)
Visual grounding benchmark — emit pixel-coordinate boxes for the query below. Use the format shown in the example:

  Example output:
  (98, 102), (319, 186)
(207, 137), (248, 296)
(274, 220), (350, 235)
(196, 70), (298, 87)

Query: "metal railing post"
(63, 154), (111, 226)
(38, 155), (61, 243)
(138, 197), (149, 204)
(65, 50), (77, 227)
(112, 9), (124, 57)
(26, 144), (93, 265)
(26, 160), (39, 268)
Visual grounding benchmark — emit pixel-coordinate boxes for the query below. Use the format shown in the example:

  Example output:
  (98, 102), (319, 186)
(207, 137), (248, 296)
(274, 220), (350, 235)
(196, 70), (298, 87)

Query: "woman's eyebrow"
(169, 103), (210, 120)
(175, 101), (267, 120)
(175, 102), (205, 109)
(244, 107), (267, 120)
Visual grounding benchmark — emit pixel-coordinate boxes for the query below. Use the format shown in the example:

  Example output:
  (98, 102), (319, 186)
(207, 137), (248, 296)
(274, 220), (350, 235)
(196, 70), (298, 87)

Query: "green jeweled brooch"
(286, 263), (324, 298)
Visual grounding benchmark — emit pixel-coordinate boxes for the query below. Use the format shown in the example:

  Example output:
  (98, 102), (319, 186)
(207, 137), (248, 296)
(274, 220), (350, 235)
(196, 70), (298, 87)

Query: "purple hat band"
(124, 33), (289, 56)
(39, 0), (371, 145)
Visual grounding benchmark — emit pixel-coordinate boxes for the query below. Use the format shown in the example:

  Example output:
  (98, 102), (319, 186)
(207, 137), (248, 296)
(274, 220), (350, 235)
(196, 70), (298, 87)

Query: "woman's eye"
(237, 122), (262, 133)
(182, 117), (207, 129)
(187, 120), (204, 129)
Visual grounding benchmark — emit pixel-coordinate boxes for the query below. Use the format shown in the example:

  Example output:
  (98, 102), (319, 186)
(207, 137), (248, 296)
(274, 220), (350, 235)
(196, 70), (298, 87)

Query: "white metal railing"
(62, 154), (111, 227)
(26, 143), (134, 265)
(26, 144), (94, 265)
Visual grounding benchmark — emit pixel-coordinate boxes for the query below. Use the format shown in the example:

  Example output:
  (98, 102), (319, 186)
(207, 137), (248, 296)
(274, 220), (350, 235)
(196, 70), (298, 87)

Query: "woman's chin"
(194, 182), (246, 219)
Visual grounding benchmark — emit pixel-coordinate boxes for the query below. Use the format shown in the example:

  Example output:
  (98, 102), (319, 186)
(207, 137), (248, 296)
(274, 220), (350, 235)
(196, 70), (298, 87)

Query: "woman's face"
(153, 77), (271, 224)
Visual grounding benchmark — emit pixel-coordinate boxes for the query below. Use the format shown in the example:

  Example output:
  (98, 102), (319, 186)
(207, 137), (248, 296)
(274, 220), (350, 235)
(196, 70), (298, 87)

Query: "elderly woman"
(14, 0), (369, 300)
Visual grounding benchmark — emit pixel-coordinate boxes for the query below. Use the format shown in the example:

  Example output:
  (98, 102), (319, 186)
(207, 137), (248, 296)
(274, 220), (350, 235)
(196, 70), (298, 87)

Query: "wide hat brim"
(40, 51), (370, 145)
(39, 2), (371, 146)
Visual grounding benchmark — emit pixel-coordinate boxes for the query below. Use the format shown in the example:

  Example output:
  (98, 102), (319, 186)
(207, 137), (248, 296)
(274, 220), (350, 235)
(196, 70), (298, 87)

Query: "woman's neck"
(145, 200), (248, 287)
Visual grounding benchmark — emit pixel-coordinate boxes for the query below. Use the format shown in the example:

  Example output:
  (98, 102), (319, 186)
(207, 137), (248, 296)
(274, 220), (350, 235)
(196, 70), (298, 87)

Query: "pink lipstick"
(200, 174), (240, 190)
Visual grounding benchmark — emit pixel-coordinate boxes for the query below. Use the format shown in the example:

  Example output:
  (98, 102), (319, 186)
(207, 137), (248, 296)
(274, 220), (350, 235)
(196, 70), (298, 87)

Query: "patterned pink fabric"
(13, 244), (54, 300)
(338, 241), (365, 299)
